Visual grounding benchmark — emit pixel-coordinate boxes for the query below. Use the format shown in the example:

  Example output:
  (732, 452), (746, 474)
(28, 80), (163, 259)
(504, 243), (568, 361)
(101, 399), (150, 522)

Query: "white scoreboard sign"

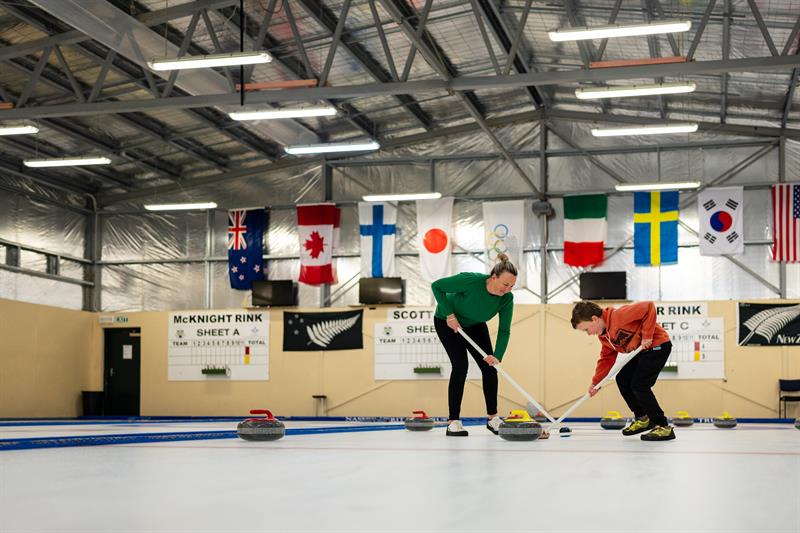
(168, 310), (269, 381)
(374, 307), (480, 380)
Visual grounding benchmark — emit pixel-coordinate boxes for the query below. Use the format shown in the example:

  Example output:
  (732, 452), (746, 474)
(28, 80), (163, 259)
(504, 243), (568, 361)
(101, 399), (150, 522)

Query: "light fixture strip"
(285, 141), (380, 155)
(575, 82), (696, 100)
(23, 156), (112, 168)
(0, 123), (39, 136)
(615, 182), (701, 192)
(549, 19), (691, 42)
(229, 107), (337, 120)
(591, 123), (699, 137)
(362, 192), (442, 202)
(148, 51), (272, 71)
(143, 202), (218, 211)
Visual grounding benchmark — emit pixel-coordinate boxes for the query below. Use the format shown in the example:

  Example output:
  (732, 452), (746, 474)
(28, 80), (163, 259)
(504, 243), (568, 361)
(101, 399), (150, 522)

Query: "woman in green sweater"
(431, 253), (516, 437)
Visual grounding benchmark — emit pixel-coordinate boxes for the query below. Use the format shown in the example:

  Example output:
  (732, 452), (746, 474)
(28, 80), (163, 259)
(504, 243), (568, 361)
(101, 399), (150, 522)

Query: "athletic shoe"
(486, 416), (501, 435)
(446, 419), (468, 437)
(622, 416), (654, 436)
(641, 425), (676, 441)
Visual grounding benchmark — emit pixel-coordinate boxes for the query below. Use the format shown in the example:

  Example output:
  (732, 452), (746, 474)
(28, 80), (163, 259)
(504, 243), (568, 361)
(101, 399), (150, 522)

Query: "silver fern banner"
(283, 310), (363, 351)
(738, 303), (800, 346)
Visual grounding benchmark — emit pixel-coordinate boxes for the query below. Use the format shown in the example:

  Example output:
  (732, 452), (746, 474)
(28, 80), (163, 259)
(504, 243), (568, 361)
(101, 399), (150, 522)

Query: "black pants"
(615, 341), (672, 427)
(434, 317), (498, 420)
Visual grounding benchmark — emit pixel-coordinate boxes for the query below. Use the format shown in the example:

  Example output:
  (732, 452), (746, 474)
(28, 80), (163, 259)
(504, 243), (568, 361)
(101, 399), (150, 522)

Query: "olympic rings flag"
(416, 197), (454, 281)
(698, 186), (744, 256)
(482, 200), (526, 287)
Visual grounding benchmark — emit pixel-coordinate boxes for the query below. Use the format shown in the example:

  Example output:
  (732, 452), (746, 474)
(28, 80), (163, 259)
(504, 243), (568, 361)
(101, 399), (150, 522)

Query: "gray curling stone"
(498, 412), (542, 442)
(559, 427), (572, 438)
(672, 415), (694, 427)
(600, 418), (626, 430)
(713, 413), (737, 428)
(794, 418), (799, 430)
(533, 412), (548, 423)
(237, 409), (285, 441)
(405, 411), (435, 431)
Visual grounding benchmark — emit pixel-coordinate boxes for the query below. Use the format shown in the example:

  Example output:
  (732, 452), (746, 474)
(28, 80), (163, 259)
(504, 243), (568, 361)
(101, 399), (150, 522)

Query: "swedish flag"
(634, 191), (679, 265)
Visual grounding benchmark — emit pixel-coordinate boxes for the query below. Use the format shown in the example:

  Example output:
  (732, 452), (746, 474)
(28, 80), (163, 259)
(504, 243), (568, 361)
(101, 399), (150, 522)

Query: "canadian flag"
(417, 197), (454, 281)
(297, 203), (339, 285)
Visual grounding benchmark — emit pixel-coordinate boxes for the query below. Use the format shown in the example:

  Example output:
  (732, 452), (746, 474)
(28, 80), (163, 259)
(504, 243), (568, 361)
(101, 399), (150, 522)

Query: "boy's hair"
(571, 301), (603, 329)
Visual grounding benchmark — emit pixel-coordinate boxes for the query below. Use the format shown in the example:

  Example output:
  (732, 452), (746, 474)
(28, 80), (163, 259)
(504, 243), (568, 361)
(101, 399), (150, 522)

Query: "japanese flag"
(297, 203), (337, 285)
(417, 197), (454, 281)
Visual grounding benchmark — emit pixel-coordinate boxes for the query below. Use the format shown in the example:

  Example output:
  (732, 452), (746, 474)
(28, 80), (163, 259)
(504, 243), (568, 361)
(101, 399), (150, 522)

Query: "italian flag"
(563, 194), (607, 266)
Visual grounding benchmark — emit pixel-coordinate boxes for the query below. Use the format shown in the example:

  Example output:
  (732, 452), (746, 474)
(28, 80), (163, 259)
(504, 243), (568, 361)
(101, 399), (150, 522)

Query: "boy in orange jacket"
(571, 301), (675, 441)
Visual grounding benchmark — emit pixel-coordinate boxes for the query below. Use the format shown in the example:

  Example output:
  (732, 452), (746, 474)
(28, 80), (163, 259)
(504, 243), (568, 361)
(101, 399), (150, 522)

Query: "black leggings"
(615, 342), (672, 427)
(434, 317), (498, 420)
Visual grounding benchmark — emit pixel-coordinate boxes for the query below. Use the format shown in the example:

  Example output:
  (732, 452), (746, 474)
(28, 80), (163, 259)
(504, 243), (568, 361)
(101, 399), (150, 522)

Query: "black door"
(104, 328), (141, 416)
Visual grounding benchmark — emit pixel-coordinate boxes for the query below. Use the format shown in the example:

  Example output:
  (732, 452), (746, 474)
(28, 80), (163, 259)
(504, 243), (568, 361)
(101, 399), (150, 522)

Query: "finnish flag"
(359, 202), (397, 277)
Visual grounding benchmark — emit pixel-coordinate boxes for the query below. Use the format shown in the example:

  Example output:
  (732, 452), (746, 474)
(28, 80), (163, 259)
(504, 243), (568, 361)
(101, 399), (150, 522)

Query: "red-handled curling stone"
(404, 410), (435, 431)
(237, 409), (286, 441)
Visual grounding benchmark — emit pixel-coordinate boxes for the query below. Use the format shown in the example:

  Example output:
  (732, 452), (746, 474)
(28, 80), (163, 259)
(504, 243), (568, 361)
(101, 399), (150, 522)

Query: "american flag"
(771, 184), (800, 262)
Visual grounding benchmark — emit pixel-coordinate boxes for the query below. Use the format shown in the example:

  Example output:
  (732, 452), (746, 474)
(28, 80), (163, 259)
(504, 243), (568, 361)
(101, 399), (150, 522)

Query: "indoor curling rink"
(1, 416), (798, 533)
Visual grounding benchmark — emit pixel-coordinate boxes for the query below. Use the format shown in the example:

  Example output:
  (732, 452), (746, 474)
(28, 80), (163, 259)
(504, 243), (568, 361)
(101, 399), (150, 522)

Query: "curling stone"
(600, 410), (627, 430)
(533, 411), (549, 423)
(404, 410), (435, 431)
(559, 427), (572, 438)
(498, 410), (542, 442)
(672, 411), (695, 427)
(713, 412), (737, 428)
(795, 418), (800, 430)
(237, 409), (285, 441)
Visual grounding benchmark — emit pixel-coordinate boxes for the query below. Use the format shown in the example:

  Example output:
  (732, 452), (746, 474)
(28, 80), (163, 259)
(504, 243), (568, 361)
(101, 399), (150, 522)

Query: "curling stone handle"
(249, 409), (276, 421)
(412, 410), (429, 418)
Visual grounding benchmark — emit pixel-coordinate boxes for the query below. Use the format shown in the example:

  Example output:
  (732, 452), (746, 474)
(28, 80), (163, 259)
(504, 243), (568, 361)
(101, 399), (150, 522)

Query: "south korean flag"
(698, 186), (744, 256)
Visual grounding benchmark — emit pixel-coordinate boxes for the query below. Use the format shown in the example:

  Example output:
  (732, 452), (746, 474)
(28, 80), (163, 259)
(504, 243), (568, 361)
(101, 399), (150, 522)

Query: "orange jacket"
(591, 301), (670, 385)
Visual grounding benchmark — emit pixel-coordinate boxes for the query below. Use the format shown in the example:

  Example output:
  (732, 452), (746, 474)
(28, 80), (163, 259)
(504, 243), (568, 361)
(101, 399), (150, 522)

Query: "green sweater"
(431, 272), (514, 360)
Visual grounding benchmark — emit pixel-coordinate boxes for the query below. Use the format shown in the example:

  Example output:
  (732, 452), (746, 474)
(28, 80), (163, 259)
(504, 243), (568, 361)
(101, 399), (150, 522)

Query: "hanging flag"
(283, 310), (363, 351)
(698, 186), (744, 256)
(297, 203), (337, 285)
(359, 202), (397, 277)
(483, 200), (526, 286)
(633, 191), (679, 266)
(563, 194), (607, 267)
(771, 183), (800, 262)
(227, 208), (267, 290)
(417, 197), (454, 282)
(331, 205), (341, 284)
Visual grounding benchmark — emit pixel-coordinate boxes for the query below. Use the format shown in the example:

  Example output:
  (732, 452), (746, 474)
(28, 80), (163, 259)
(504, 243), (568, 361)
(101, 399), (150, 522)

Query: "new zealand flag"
(228, 208), (267, 290)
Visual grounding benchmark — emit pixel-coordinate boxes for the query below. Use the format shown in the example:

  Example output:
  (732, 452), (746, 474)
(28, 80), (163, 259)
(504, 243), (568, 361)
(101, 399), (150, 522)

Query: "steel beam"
(686, 0), (717, 62)
(295, 0), (433, 130)
(475, 0), (546, 108)
(6, 53), (800, 120)
(378, 0), (540, 195)
(746, 0), (778, 56)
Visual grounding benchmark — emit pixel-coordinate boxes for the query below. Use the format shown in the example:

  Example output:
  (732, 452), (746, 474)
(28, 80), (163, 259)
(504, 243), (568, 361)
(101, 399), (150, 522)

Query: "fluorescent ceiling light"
(229, 107), (337, 120)
(148, 51), (272, 71)
(144, 202), (218, 211)
(575, 82), (696, 100)
(363, 192), (442, 202)
(0, 123), (39, 136)
(549, 19), (691, 41)
(591, 123), (698, 137)
(285, 140), (380, 155)
(615, 182), (701, 192)
(24, 156), (112, 167)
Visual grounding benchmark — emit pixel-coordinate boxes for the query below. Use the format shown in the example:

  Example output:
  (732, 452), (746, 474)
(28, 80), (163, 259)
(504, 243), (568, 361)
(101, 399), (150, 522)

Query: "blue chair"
(779, 379), (800, 418)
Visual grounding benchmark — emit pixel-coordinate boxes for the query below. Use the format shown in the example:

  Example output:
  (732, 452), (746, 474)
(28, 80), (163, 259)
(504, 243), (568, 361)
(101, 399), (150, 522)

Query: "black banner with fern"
(738, 302), (800, 346)
(283, 310), (363, 351)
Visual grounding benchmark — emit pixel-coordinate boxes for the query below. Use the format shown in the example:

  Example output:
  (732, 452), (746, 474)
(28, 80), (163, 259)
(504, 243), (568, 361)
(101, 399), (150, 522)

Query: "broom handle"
(547, 346), (644, 431)
(456, 328), (556, 423)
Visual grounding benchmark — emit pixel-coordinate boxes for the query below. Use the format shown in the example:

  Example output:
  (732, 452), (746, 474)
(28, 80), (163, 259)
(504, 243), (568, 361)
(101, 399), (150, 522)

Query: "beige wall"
(0, 298), (94, 417)
(2, 298), (799, 419)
